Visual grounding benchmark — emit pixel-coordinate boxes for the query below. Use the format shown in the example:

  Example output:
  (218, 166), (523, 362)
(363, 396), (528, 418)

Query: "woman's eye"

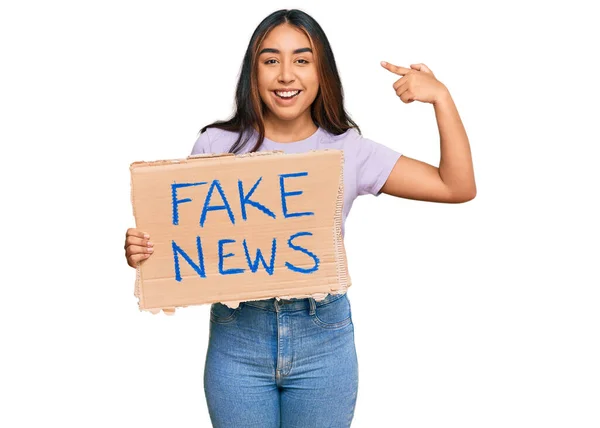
(263, 59), (309, 65)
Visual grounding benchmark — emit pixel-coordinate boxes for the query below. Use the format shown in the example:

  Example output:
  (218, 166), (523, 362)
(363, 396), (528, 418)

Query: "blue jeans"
(204, 292), (359, 427)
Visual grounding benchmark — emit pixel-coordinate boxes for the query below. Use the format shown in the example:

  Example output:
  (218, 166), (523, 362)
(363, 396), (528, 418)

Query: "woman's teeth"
(275, 90), (300, 98)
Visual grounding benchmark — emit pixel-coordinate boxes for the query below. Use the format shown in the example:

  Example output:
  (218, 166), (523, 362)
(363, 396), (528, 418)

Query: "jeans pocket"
(210, 302), (241, 324)
(311, 294), (353, 330)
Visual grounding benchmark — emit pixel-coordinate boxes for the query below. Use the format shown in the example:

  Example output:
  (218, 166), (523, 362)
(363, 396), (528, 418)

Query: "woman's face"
(257, 24), (319, 123)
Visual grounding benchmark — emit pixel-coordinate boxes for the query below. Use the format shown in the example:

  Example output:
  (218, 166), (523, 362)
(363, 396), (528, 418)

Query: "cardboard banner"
(129, 149), (351, 313)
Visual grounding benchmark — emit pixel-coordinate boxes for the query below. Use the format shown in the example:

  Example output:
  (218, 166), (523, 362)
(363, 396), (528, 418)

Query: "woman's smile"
(272, 89), (302, 105)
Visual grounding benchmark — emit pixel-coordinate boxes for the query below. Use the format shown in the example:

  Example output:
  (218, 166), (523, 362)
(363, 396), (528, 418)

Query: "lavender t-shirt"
(190, 126), (402, 236)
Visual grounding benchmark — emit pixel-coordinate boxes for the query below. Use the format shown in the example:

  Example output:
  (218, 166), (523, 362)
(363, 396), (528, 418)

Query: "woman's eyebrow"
(259, 47), (313, 55)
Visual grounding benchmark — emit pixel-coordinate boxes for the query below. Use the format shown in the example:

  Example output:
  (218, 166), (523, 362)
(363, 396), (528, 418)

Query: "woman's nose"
(278, 62), (295, 83)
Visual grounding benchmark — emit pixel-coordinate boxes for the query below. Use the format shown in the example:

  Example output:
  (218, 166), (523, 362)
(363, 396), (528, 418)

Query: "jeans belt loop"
(308, 297), (316, 316)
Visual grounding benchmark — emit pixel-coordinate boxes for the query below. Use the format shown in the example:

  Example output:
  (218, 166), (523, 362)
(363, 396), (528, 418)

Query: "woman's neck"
(262, 116), (318, 143)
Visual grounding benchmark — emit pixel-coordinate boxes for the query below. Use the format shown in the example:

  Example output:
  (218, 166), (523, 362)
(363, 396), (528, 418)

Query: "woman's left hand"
(380, 61), (448, 104)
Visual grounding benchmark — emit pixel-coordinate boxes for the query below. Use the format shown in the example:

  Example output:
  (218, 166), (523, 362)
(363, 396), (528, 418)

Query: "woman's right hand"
(124, 228), (154, 268)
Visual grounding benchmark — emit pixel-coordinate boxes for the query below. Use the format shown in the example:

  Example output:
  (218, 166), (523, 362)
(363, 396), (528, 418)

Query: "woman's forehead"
(260, 24), (312, 51)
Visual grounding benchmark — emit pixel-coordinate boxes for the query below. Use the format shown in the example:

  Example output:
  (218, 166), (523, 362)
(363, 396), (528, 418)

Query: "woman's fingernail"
(144, 233), (150, 239)
(147, 247), (154, 253)
(147, 241), (153, 247)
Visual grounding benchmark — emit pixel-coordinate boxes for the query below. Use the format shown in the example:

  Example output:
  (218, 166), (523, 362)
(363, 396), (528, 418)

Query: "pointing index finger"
(381, 61), (411, 76)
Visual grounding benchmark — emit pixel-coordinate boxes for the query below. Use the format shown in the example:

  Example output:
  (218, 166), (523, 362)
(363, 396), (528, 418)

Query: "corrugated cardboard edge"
(130, 149), (350, 314)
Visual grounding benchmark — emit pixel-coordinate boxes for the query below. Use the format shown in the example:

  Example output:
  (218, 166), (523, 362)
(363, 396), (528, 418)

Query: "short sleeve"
(190, 128), (212, 155)
(356, 136), (402, 196)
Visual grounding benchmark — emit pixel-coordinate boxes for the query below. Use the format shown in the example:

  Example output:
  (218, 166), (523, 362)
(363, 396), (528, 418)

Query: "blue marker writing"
(243, 238), (277, 275)
(172, 236), (206, 281)
(285, 232), (319, 273)
(171, 181), (207, 225)
(279, 172), (314, 218)
(238, 177), (276, 220)
(218, 239), (245, 275)
(200, 180), (236, 227)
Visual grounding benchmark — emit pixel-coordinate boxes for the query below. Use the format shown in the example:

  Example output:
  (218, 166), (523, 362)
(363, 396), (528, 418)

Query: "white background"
(2, 1), (599, 427)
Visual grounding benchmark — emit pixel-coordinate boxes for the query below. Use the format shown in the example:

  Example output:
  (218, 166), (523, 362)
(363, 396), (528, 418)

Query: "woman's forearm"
(434, 90), (477, 200)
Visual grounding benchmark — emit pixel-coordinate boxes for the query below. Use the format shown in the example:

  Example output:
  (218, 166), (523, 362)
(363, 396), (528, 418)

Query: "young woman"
(124, 9), (475, 427)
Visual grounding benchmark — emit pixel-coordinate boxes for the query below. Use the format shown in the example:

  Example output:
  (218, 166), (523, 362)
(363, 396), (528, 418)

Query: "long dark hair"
(197, 8), (361, 154)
